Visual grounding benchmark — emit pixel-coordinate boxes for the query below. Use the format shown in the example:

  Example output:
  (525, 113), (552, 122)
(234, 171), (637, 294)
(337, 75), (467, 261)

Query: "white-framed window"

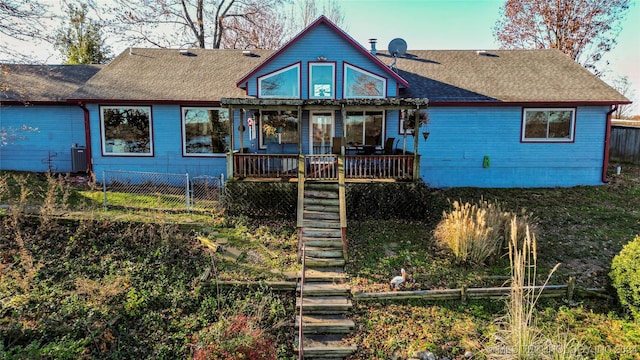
(343, 63), (386, 99)
(345, 110), (384, 147)
(309, 62), (335, 99)
(259, 110), (299, 149)
(521, 108), (575, 142)
(181, 107), (230, 156)
(258, 63), (301, 98)
(100, 106), (153, 156)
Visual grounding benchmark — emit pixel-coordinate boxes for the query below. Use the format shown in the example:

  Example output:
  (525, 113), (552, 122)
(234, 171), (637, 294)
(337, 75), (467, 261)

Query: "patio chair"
(332, 137), (343, 154)
(383, 137), (396, 155)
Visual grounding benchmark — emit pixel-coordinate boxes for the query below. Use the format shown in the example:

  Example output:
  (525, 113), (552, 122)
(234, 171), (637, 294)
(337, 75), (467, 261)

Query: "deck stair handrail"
(298, 244), (306, 359)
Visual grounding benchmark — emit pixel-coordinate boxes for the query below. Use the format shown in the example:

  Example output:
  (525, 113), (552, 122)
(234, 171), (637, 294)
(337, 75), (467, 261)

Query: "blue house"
(1, 16), (630, 188)
(0, 64), (101, 173)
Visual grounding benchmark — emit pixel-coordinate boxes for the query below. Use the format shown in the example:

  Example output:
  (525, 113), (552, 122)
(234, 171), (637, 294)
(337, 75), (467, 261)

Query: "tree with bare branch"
(285, 0), (346, 38)
(103, 0), (286, 49)
(0, 0), (54, 60)
(494, 0), (630, 75)
(610, 75), (636, 119)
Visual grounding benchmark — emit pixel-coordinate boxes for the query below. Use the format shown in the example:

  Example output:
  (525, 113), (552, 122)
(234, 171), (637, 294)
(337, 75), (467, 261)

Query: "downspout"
(77, 102), (93, 174)
(602, 105), (618, 183)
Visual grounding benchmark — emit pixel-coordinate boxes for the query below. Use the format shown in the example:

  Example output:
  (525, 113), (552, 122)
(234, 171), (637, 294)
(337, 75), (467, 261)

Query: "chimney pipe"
(368, 38), (377, 55)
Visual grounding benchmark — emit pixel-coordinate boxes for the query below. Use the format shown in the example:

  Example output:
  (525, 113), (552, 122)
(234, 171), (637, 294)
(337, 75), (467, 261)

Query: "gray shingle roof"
(383, 49), (629, 103)
(71, 48), (273, 102)
(65, 47), (629, 105)
(1, 64), (102, 102)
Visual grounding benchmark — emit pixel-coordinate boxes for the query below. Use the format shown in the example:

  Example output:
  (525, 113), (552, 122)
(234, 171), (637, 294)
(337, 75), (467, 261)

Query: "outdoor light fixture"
(317, 56), (327, 61)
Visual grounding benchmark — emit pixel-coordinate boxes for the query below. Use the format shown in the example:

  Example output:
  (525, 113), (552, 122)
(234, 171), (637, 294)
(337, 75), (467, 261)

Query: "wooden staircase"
(293, 181), (356, 359)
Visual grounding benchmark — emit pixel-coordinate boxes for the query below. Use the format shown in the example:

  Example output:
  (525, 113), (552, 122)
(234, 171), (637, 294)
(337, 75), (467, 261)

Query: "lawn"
(1, 165), (639, 359)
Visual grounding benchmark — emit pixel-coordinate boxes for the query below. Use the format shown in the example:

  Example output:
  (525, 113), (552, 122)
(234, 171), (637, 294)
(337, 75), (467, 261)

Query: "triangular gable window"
(258, 63), (301, 99)
(344, 63), (386, 99)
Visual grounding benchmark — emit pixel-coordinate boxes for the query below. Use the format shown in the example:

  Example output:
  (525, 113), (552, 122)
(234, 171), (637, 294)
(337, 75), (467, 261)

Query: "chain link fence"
(101, 169), (438, 220)
(102, 170), (223, 213)
(221, 180), (441, 221)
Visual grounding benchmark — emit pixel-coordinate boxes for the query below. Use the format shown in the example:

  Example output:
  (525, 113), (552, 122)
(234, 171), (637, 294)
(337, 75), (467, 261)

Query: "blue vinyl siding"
(420, 106), (607, 188)
(89, 104), (227, 179)
(0, 105), (85, 172)
(244, 23), (399, 98)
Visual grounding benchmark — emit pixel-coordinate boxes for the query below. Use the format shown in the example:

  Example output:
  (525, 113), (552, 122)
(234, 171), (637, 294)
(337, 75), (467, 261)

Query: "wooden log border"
(212, 277), (613, 301)
(352, 277), (613, 302)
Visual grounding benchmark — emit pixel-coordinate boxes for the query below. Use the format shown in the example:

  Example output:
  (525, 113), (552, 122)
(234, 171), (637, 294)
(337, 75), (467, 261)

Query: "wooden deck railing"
(234, 154), (299, 178)
(305, 155), (338, 180)
(233, 154), (415, 181)
(345, 155), (414, 180)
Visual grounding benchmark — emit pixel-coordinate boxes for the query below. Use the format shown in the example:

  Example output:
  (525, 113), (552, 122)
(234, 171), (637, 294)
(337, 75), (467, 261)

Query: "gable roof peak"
(235, 15), (409, 88)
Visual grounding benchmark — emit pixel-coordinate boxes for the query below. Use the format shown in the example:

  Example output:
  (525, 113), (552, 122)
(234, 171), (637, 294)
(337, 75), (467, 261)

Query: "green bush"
(610, 235), (640, 320)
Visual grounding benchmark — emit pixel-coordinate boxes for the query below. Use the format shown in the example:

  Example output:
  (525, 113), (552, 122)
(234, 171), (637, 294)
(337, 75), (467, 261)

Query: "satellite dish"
(388, 38), (407, 57)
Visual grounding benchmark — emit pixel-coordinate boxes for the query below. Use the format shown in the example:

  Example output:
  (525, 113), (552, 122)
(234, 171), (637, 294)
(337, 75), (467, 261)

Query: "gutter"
(602, 105), (618, 183)
(77, 102), (93, 174)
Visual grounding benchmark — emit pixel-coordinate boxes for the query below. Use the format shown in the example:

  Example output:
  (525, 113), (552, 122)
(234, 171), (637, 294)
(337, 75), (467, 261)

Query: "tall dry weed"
(39, 172), (71, 230)
(3, 176), (43, 293)
(487, 218), (561, 359)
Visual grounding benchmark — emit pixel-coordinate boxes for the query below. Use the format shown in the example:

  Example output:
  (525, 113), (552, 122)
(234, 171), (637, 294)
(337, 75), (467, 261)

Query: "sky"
(4, 0), (639, 113)
(339, 0), (640, 114)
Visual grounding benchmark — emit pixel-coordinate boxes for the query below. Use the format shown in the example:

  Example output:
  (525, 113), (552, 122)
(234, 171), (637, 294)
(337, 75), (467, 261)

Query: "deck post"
(413, 105), (420, 182)
(296, 155), (307, 257)
(337, 155), (347, 261)
(228, 107), (235, 179)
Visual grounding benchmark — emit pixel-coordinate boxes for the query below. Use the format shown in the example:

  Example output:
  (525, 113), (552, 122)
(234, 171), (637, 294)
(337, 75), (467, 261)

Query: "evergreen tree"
(54, 2), (111, 64)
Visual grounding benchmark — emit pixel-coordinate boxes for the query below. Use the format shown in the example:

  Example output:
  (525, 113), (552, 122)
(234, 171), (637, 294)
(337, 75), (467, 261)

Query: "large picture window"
(258, 63), (300, 98)
(101, 106), (153, 156)
(309, 62), (335, 99)
(182, 107), (229, 156)
(259, 110), (299, 149)
(345, 111), (384, 146)
(522, 108), (575, 142)
(344, 63), (386, 99)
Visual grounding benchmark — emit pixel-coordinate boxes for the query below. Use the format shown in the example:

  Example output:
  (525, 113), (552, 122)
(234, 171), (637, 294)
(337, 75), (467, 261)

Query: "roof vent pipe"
(369, 38), (377, 55)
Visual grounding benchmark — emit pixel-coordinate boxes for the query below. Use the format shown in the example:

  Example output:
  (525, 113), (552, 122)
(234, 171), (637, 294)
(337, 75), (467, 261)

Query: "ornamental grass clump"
(434, 199), (536, 266)
(487, 219), (560, 359)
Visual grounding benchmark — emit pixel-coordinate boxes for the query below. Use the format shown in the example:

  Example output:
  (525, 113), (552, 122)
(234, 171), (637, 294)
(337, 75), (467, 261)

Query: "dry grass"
(434, 200), (535, 266)
(487, 219), (562, 359)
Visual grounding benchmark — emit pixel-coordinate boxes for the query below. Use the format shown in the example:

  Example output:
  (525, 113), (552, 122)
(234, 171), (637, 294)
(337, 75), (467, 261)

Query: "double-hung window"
(522, 108), (575, 142)
(100, 106), (153, 156)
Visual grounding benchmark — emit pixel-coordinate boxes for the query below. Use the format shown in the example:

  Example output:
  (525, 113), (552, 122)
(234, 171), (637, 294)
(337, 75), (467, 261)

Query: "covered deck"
(222, 98), (429, 182)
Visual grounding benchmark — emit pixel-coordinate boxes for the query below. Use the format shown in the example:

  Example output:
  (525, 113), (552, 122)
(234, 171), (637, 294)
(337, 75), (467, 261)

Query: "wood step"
(303, 210), (340, 221)
(296, 296), (353, 314)
(284, 268), (348, 283)
(305, 257), (346, 267)
(303, 220), (340, 229)
(298, 282), (350, 296)
(297, 335), (357, 358)
(302, 228), (342, 238)
(305, 247), (343, 258)
(305, 183), (339, 190)
(304, 190), (339, 199)
(304, 197), (340, 206)
(301, 238), (343, 248)
(304, 204), (340, 213)
(296, 315), (354, 334)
